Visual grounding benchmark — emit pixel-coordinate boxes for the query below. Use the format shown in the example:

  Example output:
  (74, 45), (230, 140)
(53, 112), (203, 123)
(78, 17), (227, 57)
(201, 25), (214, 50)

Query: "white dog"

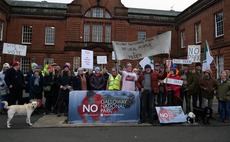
(1, 101), (38, 128)
(187, 112), (196, 124)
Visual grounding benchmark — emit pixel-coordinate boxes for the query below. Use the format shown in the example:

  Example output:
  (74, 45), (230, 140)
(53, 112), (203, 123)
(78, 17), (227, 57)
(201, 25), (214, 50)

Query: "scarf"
(80, 74), (87, 90)
(34, 75), (40, 86)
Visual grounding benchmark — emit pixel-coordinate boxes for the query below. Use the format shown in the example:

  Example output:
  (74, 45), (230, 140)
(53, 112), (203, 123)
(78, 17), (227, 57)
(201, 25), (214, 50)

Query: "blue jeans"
(219, 101), (230, 121)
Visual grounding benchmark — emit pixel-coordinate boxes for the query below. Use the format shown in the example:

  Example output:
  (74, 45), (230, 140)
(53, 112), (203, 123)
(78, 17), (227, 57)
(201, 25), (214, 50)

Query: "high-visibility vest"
(108, 74), (121, 90)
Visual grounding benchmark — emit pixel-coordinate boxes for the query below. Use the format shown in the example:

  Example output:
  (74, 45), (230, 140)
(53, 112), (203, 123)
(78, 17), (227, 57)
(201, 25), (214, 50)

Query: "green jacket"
(187, 70), (203, 95)
(216, 79), (230, 101)
(178, 70), (193, 89)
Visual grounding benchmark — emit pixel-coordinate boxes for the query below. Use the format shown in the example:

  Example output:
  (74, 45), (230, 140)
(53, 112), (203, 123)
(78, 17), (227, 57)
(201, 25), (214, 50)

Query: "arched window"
(85, 7), (111, 18)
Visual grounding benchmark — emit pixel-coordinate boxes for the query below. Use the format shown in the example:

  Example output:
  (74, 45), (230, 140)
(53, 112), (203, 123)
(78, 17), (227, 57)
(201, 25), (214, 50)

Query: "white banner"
(173, 59), (192, 64)
(188, 45), (201, 63)
(3, 43), (27, 56)
(81, 50), (93, 69)
(164, 78), (183, 86)
(97, 56), (107, 64)
(112, 31), (171, 60)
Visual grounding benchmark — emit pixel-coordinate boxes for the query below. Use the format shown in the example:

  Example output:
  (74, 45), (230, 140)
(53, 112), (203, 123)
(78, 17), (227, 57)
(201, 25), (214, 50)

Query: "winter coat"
(136, 70), (167, 94)
(72, 74), (88, 90)
(5, 67), (19, 90)
(187, 70), (203, 95)
(0, 71), (8, 96)
(216, 79), (230, 101)
(29, 74), (43, 99)
(43, 73), (57, 97)
(165, 74), (182, 98)
(25, 70), (34, 93)
(57, 72), (72, 100)
(199, 76), (218, 99)
(90, 74), (106, 90)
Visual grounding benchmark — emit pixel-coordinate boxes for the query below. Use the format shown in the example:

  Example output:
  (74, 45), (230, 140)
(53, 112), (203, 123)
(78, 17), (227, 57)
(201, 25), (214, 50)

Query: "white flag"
(202, 40), (213, 71)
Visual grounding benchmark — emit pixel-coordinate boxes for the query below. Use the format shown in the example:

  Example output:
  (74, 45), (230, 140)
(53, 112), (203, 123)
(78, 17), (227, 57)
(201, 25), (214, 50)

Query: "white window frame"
(93, 8), (103, 18)
(20, 57), (31, 75)
(84, 23), (90, 42)
(22, 25), (32, 44)
(105, 24), (111, 43)
(0, 21), (3, 41)
(45, 26), (55, 45)
(73, 57), (80, 71)
(216, 55), (224, 77)
(92, 23), (103, 42)
(195, 23), (201, 44)
(137, 31), (146, 41)
(181, 31), (185, 48)
(215, 12), (224, 38)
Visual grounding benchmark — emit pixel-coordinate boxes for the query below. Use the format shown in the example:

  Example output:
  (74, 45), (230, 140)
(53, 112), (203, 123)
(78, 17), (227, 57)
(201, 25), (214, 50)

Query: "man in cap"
(121, 63), (137, 91)
(136, 64), (167, 124)
(188, 62), (203, 108)
(4, 60), (22, 105)
(178, 64), (193, 113)
(199, 69), (218, 108)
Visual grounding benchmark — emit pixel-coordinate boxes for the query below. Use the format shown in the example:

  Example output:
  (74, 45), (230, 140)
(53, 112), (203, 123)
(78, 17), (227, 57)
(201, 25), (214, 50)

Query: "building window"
(195, 23), (201, 43)
(20, 57), (31, 75)
(85, 7), (111, 19)
(105, 24), (111, 43)
(0, 21), (3, 41)
(181, 31), (185, 48)
(22, 25), (32, 44)
(84, 23), (90, 42)
(92, 23), (103, 42)
(216, 55), (224, 77)
(73, 57), (80, 71)
(44, 58), (54, 66)
(215, 12), (224, 38)
(93, 7), (103, 18)
(45, 27), (55, 45)
(137, 31), (146, 40)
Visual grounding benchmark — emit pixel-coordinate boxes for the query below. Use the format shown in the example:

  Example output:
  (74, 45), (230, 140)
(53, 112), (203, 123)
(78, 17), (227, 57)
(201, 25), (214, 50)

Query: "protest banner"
(188, 45), (201, 63)
(173, 59), (192, 64)
(3, 43), (27, 56)
(112, 31), (171, 60)
(81, 49), (93, 69)
(68, 91), (140, 123)
(164, 78), (183, 86)
(97, 56), (107, 64)
(156, 106), (187, 124)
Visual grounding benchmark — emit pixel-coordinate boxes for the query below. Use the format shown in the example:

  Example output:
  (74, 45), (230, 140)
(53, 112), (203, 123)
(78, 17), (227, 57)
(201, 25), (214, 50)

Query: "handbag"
(43, 85), (51, 92)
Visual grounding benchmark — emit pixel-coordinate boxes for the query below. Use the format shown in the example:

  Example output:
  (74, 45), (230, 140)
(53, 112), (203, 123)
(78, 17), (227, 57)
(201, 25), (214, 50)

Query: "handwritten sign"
(188, 45), (201, 63)
(112, 31), (171, 60)
(173, 59), (192, 64)
(97, 56), (107, 64)
(164, 78), (183, 86)
(3, 43), (27, 56)
(81, 49), (93, 69)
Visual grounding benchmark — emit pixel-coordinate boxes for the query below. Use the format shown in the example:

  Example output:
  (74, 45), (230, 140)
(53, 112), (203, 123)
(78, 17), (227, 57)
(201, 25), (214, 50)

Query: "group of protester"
(0, 60), (230, 125)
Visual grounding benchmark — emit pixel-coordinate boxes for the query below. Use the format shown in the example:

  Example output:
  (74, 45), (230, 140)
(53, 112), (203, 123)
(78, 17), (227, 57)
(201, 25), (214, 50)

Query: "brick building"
(0, 0), (229, 77)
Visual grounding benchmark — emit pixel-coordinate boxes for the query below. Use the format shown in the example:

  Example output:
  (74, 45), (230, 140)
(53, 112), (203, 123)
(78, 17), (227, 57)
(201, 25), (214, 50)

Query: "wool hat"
(34, 68), (40, 73)
(47, 65), (53, 70)
(3, 63), (10, 68)
(144, 64), (152, 69)
(95, 67), (100, 71)
(12, 60), (20, 67)
(31, 63), (38, 69)
(195, 62), (202, 67)
(170, 68), (177, 74)
(63, 64), (69, 69)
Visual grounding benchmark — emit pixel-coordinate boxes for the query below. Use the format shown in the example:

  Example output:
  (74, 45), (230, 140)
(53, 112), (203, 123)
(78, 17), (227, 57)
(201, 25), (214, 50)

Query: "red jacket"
(136, 70), (167, 94)
(165, 74), (182, 98)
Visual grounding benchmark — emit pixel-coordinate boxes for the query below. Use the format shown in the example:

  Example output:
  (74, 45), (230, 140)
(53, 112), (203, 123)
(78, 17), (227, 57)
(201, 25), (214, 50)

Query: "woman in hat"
(90, 67), (106, 90)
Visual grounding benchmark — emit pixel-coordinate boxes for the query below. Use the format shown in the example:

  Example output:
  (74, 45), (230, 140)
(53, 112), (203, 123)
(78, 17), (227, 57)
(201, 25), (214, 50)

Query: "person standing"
(199, 69), (218, 108)
(0, 63), (10, 113)
(90, 67), (106, 90)
(165, 68), (182, 106)
(106, 67), (122, 91)
(121, 63), (137, 91)
(25, 63), (38, 93)
(188, 62), (203, 108)
(57, 64), (72, 117)
(136, 64), (167, 124)
(43, 66), (57, 114)
(4, 61), (21, 105)
(72, 67), (88, 90)
(85, 69), (93, 90)
(178, 64), (193, 113)
(102, 67), (110, 90)
(216, 72), (230, 123)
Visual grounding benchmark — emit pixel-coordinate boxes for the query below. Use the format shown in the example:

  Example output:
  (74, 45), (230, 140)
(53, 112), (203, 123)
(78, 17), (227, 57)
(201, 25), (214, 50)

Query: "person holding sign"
(121, 63), (137, 91)
(136, 64), (167, 124)
(106, 67), (122, 91)
(165, 68), (182, 106)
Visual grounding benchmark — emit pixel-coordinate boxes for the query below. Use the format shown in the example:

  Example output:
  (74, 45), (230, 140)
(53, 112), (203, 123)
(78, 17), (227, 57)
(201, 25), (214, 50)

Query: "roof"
(128, 8), (180, 16)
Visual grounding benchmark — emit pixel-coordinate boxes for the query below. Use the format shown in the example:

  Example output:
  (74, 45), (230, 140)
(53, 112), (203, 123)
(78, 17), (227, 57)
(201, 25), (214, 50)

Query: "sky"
(11, 0), (198, 11)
